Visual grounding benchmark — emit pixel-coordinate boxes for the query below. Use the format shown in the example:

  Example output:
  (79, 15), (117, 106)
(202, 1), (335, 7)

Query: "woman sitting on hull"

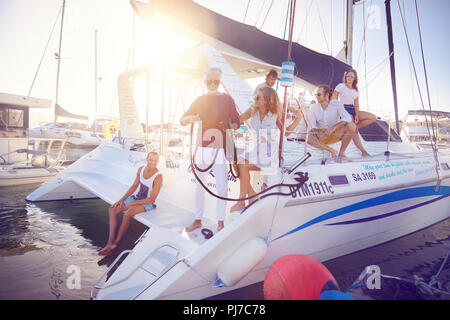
(331, 69), (376, 157)
(230, 86), (281, 213)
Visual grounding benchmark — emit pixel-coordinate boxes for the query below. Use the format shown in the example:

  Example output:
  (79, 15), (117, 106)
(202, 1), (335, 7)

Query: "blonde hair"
(252, 86), (282, 122)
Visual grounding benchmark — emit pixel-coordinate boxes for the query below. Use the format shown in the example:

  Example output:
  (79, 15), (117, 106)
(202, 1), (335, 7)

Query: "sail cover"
(131, 0), (352, 89)
(55, 103), (89, 120)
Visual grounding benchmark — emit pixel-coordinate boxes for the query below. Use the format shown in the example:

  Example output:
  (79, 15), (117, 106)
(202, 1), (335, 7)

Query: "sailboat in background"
(29, 0), (119, 149)
(27, 0), (450, 300)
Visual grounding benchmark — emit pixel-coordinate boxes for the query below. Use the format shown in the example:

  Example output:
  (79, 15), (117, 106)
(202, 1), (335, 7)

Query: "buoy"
(318, 290), (355, 300)
(214, 237), (267, 288)
(264, 254), (339, 300)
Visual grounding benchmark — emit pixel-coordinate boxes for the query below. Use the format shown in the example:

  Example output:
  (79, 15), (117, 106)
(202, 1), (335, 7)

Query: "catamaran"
(27, 0), (450, 300)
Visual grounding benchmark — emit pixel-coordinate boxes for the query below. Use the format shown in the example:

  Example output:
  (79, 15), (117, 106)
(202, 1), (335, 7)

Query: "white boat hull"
(26, 139), (450, 300)
(0, 166), (61, 187)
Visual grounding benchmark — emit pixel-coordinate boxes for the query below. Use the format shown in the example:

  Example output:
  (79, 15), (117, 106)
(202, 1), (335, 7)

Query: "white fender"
(214, 237), (268, 287)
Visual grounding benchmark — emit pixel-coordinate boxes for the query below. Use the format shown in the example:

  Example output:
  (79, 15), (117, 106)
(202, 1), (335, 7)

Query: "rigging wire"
(260, 0), (275, 30)
(315, 0), (331, 54)
(396, 0), (436, 147)
(396, 0), (441, 188)
(330, 0), (333, 56)
(413, 0), (438, 143)
(401, 0), (418, 109)
(243, 0), (251, 23)
(362, 0), (370, 110)
(254, 0), (267, 27)
(355, 0), (373, 69)
(281, 0), (291, 40)
(358, 57), (389, 92)
(28, 5), (63, 96)
(295, 0), (314, 44)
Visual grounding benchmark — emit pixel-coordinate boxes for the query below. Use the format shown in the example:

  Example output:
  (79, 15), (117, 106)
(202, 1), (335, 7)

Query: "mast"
(54, 0), (66, 122)
(94, 29), (98, 131)
(385, 0), (400, 134)
(345, 0), (355, 65)
(279, 0), (296, 167)
(94, 30), (99, 131)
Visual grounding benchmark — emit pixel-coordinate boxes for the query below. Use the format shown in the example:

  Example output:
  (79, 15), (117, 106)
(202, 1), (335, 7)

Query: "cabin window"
(0, 105), (29, 138)
(8, 108), (24, 127)
(328, 175), (349, 186)
(0, 105), (28, 128)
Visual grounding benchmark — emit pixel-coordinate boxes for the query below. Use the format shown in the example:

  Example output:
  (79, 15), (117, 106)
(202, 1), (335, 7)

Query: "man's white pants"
(194, 147), (228, 222)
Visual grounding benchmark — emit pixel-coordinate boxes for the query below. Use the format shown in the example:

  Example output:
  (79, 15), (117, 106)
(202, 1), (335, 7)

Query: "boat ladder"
(90, 243), (181, 300)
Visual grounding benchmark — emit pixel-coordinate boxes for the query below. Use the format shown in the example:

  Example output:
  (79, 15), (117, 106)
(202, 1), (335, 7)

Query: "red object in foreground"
(263, 254), (338, 300)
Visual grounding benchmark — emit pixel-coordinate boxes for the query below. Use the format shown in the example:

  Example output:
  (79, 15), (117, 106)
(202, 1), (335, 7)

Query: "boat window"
(8, 108), (24, 127)
(0, 105), (29, 138)
(328, 175), (349, 186)
(442, 163), (449, 171)
(0, 107), (8, 129)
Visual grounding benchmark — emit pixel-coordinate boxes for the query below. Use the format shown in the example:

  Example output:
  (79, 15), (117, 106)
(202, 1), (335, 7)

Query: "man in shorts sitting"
(98, 151), (162, 256)
(307, 84), (357, 162)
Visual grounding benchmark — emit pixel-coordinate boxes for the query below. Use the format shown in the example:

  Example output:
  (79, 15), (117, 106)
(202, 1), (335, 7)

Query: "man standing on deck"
(254, 69), (278, 96)
(306, 84), (357, 162)
(180, 67), (240, 232)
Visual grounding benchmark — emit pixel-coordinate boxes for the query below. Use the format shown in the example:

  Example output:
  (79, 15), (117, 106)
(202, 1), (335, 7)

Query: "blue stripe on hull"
(326, 193), (449, 226)
(272, 186), (450, 242)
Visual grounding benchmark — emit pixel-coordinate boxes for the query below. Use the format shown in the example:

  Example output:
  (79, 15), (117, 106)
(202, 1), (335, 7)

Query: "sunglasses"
(346, 74), (355, 78)
(315, 93), (323, 97)
(206, 79), (220, 85)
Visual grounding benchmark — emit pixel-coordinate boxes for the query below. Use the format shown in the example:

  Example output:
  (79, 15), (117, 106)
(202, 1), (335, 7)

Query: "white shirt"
(334, 83), (359, 105)
(307, 100), (352, 130)
(249, 111), (280, 142)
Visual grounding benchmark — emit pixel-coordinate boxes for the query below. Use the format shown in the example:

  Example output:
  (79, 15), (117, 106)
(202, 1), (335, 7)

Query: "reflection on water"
(0, 183), (146, 300)
(0, 183), (448, 300)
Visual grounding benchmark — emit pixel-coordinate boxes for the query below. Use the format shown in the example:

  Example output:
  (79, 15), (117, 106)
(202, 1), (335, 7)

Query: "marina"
(0, 0), (449, 301)
(0, 182), (448, 300)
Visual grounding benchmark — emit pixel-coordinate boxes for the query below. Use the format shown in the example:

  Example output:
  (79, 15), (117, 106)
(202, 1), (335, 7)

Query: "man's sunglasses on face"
(207, 80), (220, 85)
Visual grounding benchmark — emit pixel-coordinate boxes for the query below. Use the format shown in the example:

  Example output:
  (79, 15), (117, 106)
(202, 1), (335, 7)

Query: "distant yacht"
(401, 109), (450, 147)
(0, 92), (66, 187)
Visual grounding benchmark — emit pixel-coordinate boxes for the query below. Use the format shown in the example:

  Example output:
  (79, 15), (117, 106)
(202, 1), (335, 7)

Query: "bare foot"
(217, 221), (224, 232)
(335, 155), (352, 163)
(185, 220), (202, 232)
(230, 202), (245, 213)
(98, 244), (117, 256)
(362, 152), (371, 158)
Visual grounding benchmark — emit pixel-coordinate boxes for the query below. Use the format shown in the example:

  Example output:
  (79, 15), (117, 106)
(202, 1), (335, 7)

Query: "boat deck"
(134, 199), (219, 246)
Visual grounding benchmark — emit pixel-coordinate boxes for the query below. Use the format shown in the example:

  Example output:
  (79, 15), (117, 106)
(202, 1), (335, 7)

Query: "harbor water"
(0, 182), (448, 300)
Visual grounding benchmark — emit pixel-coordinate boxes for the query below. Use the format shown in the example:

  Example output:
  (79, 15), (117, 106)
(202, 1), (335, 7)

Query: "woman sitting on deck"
(98, 151), (162, 256)
(230, 86), (281, 213)
(331, 69), (376, 157)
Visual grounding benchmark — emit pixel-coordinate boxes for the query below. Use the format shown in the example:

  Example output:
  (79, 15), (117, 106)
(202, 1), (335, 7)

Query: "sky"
(0, 0), (449, 128)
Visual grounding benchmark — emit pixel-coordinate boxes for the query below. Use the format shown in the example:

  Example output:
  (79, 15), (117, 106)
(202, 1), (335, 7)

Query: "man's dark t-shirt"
(183, 93), (240, 148)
